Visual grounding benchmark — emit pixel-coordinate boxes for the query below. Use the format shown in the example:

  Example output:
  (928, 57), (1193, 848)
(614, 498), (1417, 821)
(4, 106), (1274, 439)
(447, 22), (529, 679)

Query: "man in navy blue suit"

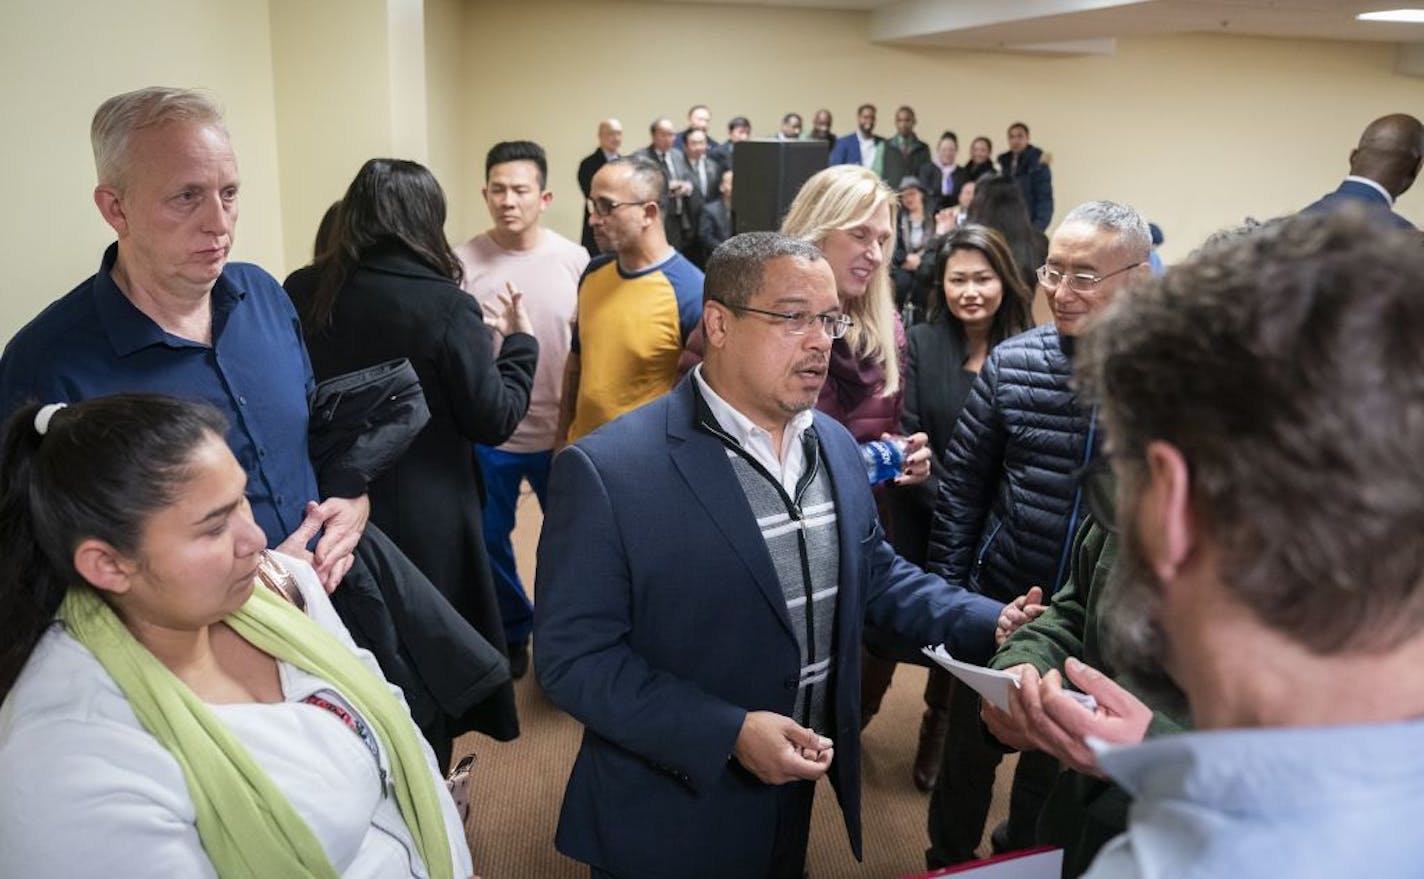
(1302, 113), (1423, 230)
(535, 232), (1003, 878)
(829, 103), (885, 173)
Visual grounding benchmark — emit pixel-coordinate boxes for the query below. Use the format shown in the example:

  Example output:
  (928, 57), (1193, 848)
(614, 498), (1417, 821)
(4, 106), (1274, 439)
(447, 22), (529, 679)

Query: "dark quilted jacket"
(926, 323), (1094, 602)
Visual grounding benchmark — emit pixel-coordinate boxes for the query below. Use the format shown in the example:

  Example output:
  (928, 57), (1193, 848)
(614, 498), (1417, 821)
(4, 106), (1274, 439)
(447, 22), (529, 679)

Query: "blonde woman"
(780, 165), (934, 733)
(779, 164), (927, 470)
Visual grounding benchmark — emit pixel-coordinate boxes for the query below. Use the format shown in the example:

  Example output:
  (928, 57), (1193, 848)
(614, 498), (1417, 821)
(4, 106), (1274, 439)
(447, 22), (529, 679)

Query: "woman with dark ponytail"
(0, 395), (473, 878)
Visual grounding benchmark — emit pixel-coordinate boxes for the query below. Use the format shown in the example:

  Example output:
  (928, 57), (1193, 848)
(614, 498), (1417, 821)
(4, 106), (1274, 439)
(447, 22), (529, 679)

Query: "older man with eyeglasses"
(536, 232), (1001, 879)
(923, 200), (1152, 868)
(555, 156), (704, 447)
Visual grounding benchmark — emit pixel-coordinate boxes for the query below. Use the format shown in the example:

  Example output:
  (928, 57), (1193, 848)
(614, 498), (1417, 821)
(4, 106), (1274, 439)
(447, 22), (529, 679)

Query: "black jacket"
(883, 316), (976, 576)
(287, 245), (537, 739)
(334, 525), (516, 749)
(306, 356), (515, 749)
(918, 163), (970, 215)
(578, 148), (610, 254)
(926, 324), (1094, 601)
(998, 144), (1054, 231)
(883, 134), (931, 186)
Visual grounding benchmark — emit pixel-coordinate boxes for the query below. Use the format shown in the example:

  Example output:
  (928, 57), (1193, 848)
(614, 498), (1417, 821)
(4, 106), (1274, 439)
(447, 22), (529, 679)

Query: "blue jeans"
(474, 445), (551, 645)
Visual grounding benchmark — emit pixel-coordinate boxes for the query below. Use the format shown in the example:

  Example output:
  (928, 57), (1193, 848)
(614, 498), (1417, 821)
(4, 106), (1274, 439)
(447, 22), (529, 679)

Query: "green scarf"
(58, 583), (454, 879)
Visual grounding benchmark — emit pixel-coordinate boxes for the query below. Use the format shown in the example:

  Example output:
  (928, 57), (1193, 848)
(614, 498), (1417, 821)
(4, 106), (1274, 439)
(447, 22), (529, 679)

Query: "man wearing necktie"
(636, 117), (697, 253)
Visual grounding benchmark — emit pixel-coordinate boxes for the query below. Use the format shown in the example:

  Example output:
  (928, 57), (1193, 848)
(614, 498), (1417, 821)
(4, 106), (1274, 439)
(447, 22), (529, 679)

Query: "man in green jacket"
(977, 512), (1190, 877)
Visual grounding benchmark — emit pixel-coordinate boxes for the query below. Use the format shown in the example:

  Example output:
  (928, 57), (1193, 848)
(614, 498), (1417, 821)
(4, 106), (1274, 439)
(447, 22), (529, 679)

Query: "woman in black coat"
(884, 224), (1033, 791)
(285, 158), (537, 747)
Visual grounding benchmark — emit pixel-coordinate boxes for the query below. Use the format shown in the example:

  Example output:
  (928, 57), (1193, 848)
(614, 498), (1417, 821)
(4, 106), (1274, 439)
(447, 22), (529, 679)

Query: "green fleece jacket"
(988, 517), (1190, 877)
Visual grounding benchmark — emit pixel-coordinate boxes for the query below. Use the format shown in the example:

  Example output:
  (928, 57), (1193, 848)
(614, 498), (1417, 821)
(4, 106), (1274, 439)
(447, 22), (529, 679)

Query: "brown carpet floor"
(453, 487), (1016, 878)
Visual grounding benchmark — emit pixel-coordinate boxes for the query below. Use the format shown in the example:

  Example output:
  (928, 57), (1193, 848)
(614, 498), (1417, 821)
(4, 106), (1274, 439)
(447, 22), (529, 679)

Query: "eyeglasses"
(723, 303), (853, 339)
(586, 196), (650, 217)
(1037, 261), (1144, 294)
(1075, 455), (1118, 533)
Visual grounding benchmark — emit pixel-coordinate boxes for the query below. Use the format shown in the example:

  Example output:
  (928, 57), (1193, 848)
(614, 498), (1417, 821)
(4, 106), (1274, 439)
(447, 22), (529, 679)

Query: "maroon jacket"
(816, 310), (906, 441)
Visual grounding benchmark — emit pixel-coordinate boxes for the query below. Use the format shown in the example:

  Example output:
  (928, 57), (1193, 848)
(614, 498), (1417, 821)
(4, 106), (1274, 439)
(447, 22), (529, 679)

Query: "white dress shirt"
(857, 134), (877, 168)
(1344, 174), (1394, 205)
(694, 365), (815, 498)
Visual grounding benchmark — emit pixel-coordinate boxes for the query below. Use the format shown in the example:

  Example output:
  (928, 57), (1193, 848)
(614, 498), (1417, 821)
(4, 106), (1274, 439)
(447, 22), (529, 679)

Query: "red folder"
(899, 846), (1063, 879)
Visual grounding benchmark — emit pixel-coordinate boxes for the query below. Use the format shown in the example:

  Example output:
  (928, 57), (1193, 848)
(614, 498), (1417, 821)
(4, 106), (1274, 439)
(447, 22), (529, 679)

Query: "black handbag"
(307, 358), (430, 498)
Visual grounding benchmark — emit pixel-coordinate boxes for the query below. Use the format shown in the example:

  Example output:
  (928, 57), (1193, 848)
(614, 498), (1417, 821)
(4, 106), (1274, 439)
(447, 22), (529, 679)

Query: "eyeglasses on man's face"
(1037, 261), (1144, 294)
(722, 302), (853, 340)
(586, 196), (650, 217)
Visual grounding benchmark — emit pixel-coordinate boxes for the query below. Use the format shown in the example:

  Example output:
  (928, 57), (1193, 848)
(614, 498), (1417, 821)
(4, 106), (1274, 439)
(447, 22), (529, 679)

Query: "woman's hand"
(482, 281), (533, 337)
(892, 432), (932, 486)
(934, 207), (959, 236)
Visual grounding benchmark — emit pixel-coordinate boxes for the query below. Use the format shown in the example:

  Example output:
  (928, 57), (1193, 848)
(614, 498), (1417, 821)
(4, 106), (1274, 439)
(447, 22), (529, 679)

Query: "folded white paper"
(921, 646), (1097, 713)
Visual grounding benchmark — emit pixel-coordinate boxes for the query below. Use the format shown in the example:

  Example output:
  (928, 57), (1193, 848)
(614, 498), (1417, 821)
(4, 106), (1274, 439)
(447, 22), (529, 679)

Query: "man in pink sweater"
(456, 140), (589, 677)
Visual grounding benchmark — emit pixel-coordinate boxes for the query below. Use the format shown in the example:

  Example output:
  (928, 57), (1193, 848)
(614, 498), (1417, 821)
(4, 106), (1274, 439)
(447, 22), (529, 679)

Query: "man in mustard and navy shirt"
(558, 157), (704, 444)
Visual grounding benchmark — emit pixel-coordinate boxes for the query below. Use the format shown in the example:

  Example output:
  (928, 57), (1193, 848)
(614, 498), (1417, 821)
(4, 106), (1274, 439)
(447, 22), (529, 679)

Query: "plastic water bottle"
(861, 438), (907, 485)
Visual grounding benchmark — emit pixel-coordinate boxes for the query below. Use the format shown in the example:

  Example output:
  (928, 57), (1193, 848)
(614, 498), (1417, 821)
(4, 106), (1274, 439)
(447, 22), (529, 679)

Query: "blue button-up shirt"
(1085, 718), (1424, 877)
(0, 244), (319, 547)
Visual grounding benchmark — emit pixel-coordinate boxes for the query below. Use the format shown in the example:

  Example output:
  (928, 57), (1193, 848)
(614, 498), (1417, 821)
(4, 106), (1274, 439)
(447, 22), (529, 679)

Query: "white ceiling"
(647, 0), (1424, 53)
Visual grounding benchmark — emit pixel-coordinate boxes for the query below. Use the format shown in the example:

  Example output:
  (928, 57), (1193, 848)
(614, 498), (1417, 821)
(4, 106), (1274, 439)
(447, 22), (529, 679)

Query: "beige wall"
(269, 0), (441, 272)
(0, 0), (447, 342)
(457, 0), (1424, 262)
(269, 0), (397, 271)
(0, 0), (285, 339)
(424, 0), (470, 238)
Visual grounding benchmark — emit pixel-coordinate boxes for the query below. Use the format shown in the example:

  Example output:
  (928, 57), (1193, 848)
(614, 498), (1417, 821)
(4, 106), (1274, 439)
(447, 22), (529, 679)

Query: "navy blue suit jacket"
(829, 132), (882, 167)
(1302, 179), (1415, 229)
(534, 376), (1001, 877)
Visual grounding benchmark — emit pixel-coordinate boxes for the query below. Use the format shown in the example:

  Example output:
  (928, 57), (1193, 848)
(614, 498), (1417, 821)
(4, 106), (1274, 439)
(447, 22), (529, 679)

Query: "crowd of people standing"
(1, 83), (1423, 879)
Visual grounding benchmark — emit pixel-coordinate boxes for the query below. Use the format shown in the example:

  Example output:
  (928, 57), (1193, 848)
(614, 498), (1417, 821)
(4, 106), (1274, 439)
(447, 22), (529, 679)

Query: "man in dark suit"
(577, 118), (622, 255)
(829, 103), (884, 172)
(883, 105), (930, 187)
(636, 116), (698, 251)
(711, 115), (751, 174)
(535, 232), (1003, 879)
(1302, 113), (1423, 229)
(698, 168), (734, 260)
(806, 108), (836, 152)
(999, 121), (1054, 231)
(682, 129), (719, 266)
(674, 103), (718, 152)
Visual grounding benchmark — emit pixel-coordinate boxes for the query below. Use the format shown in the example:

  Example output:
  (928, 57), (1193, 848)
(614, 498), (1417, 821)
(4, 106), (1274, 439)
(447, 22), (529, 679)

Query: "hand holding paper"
(921, 646), (1096, 713)
(1034, 658), (1153, 777)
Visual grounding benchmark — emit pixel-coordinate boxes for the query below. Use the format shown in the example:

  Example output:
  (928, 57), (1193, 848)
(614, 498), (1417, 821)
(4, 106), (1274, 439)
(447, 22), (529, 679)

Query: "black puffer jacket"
(927, 323), (1095, 602)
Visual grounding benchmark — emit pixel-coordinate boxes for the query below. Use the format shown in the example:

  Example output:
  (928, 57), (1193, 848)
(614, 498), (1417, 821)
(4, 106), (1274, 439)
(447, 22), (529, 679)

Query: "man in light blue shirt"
(1025, 208), (1424, 878)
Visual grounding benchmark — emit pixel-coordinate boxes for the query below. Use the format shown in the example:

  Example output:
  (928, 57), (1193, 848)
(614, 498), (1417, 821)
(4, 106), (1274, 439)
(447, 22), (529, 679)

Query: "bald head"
(1350, 113), (1424, 199)
(598, 118), (623, 154)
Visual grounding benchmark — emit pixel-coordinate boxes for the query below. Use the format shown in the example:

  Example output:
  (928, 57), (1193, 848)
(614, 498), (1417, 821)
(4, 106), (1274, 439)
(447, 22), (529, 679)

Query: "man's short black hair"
(485, 140), (547, 189)
(727, 116), (751, 132)
(1008, 122), (1030, 137)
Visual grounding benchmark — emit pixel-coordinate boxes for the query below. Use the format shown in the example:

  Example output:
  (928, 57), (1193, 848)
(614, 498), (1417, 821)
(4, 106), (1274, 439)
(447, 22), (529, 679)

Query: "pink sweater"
(456, 229), (589, 452)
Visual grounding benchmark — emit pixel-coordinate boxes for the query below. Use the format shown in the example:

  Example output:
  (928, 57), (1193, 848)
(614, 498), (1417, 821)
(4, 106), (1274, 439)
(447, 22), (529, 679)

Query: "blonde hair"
(91, 87), (227, 192)
(780, 165), (901, 396)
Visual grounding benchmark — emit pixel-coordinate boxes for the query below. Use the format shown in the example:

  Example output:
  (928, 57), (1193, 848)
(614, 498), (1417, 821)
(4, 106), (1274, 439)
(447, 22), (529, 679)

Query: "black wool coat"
(285, 244), (537, 668)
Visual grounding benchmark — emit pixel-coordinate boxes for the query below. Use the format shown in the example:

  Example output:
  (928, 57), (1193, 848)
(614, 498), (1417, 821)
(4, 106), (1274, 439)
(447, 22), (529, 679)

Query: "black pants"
(591, 780), (815, 879)
(925, 680), (1059, 867)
